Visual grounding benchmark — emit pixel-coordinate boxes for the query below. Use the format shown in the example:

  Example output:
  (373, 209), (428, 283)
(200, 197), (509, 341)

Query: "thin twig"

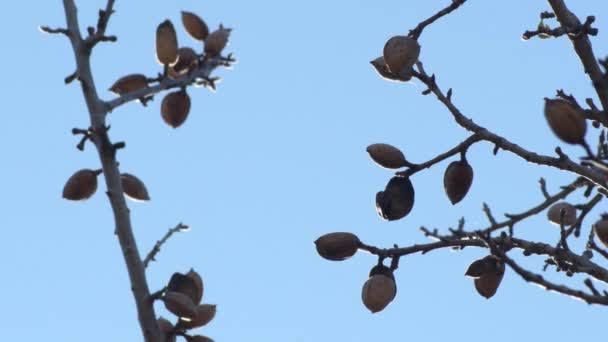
(408, 0), (467, 40)
(143, 223), (190, 268)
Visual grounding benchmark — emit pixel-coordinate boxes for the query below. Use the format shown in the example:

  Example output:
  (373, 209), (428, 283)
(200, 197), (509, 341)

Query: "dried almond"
(161, 91), (191, 128)
(62, 169), (99, 201)
(157, 20), (179, 65)
(182, 11), (209, 41)
(314, 232), (360, 261)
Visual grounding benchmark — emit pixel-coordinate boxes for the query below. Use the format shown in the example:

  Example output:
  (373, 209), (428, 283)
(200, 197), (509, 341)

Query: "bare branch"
(143, 223), (190, 268)
(39, 25), (69, 36)
(410, 62), (608, 191)
(396, 133), (482, 177)
(408, 0), (467, 40)
(522, 15), (597, 40)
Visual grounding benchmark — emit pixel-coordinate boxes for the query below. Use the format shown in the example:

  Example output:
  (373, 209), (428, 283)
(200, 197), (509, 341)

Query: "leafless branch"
(410, 62), (608, 191)
(143, 223), (190, 268)
(408, 0), (467, 40)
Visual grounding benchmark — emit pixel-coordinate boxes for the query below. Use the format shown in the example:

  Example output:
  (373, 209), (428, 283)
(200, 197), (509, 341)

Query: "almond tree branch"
(408, 0), (467, 40)
(104, 56), (230, 112)
(547, 0), (608, 115)
(143, 223), (189, 269)
(410, 62), (608, 192)
(481, 235), (608, 305)
(359, 232), (608, 285)
(396, 133), (482, 177)
(60, 1), (162, 341)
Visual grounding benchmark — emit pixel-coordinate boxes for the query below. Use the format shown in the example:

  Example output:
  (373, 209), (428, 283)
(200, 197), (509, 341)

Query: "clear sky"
(2, 0), (608, 341)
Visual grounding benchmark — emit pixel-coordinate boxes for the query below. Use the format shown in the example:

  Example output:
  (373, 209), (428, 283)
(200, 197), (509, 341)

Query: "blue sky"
(2, 0), (608, 341)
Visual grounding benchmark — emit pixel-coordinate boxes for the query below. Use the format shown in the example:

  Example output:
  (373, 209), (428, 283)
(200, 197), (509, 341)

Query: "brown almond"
(157, 317), (176, 342)
(383, 36), (420, 78)
(443, 159), (473, 205)
(178, 304), (217, 329)
(109, 74), (148, 95)
(172, 47), (198, 75)
(188, 336), (214, 342)
(156, 20), (179, 65)
(366, 143), (407, 169)
(361, 274), (396, 313)
(163, 291), (197, 319)
(204, 27), (231, 57)
(314, 232), (360, 261)
(547, 202), (577, 226)
(370, 57), (410, 82)
(593, 219), (608, 248)
(62, 169), (99, 201)
(161, 91), (191, 128)
(375, 176), (415, 221)
(121, 173), (150, 201)
(473, 256), (505, 299)
(182, 11), (209, 41)
(186, 269), (204, 305)
(167, 272), (200, 305)
(544, 98), (587, 145)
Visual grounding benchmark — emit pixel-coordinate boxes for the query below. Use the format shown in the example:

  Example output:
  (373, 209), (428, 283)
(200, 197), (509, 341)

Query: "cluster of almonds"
(159, 269), (216, 342)
(109, 11), (232, 128)
(62, 169), (150, 201)
(367, 143), (474, 221)
(314, 233), (397, 313)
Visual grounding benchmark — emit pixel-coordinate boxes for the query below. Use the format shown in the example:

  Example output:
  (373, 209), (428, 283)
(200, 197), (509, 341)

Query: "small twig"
(522, 15), (597, 40)
(482, 203), (498, 226)
(143, 223), (190, 268)
(539, 178), (550, 199)
(396, 134), (482, 177)
(39, 26), (69, 36)
(408, 0), (467, 40)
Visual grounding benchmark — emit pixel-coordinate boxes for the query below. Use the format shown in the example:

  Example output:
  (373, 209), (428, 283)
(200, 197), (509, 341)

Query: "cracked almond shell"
(186, 268), (204, 305)
(370, 57), (409, 82)
(182, 11), (209, 41)
(473, 256), (505, 299)
(178, 304), (216, 329)
(547, 202), (577, 226)
(204, 27), (230, 57)
(383, 36), (420, 78)
(544, 98), (587, 144)
(315, 232), (360, 261)
(443, 159), (473, 205)
(375, 176), (415, 221)
(594, 219), (608, 248)
(163, 291), (197, 319)
(161, 91), (191, 128)
(366, 143), (407, 169)
(63, 169), (98, 201)
(168, 272), (200, 305)
(156, 20), (179, 65)
(361, 274), (396, 313)
(157, 317), (176, 342)
(109, 74), (148, 95)
(171, 47), (198, 76)
(121, 173), (150, 201)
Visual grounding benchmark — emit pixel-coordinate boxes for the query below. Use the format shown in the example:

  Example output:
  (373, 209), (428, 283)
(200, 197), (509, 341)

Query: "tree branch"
(408, 0), (468, 40)
(60, 1), (162, 341)
(143, 223), (189, 269)
(411, 62), (608, 191)
(481, 235), (608, 305)
(547, 0), (608, 116)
